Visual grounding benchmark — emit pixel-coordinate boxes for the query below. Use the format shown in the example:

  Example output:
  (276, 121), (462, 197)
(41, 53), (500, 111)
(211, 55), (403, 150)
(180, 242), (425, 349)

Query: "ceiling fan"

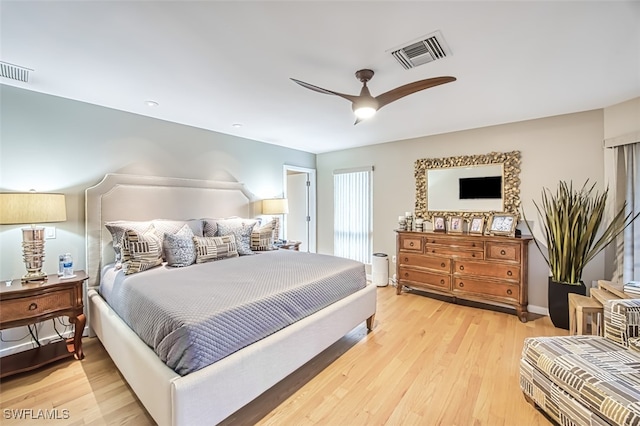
(291, 69), (456, 124)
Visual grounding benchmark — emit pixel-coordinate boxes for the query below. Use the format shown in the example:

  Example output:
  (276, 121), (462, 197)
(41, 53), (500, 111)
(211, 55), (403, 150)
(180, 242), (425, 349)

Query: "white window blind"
(334, 167), (373, 264)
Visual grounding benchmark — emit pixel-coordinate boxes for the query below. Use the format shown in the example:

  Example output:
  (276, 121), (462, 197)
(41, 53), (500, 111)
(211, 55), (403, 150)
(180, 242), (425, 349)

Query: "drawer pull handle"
(404, 257), (409, 262)
(28, 302), (38, 311)
(507, 271), (513, 277)
(507, 289), (513, 295)
(409, 242), (414, 247)
(472, 243), (476, 247)
(459, 282), (464, 288)
(459, 265), (465, 271)
(441, 262), (446, 267)
(404, 273), (409, 278)
(432, 250), (436, 253)
(500, 250), (506, 255)
(440, 279), (445, 285)
(472, 253), (476, 257)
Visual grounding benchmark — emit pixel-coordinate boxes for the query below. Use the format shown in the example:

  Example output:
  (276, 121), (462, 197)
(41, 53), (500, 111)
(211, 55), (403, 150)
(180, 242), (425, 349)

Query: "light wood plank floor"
(1, 286), (564, 425)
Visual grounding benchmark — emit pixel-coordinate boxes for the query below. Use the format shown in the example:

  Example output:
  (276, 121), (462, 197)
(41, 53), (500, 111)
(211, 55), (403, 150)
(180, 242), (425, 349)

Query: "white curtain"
(613, 142), (640, 283)
(334, 167), (373, 264)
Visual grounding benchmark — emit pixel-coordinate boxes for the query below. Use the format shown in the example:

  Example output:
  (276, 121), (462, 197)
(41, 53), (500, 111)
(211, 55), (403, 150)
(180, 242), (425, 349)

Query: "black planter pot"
(548, 278), (587, 330)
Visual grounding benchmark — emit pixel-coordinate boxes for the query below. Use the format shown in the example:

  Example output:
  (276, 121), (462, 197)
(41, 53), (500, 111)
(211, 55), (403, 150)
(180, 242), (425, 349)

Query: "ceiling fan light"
(354, 106), (377, 119)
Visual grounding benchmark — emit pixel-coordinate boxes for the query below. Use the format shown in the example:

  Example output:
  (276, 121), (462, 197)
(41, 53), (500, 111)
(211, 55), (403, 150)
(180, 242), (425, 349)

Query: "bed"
(85, 173), (377, 425)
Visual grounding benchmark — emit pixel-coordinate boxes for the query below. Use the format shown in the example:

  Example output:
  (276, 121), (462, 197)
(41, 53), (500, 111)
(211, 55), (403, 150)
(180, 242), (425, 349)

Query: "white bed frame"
(85, 174), (377, 425)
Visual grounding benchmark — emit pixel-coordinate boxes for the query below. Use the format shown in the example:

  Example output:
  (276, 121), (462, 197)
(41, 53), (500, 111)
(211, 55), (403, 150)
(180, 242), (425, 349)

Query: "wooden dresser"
(396, 231), (532, 322)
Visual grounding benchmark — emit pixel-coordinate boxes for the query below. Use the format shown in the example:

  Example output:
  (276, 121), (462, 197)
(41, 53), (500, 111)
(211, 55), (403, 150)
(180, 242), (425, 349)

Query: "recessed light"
(145, 100), (159, 107)
(231, 123), (243, 128)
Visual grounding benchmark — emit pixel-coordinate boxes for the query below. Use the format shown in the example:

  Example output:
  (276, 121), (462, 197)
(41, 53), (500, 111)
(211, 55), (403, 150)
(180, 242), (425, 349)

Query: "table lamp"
(0, 192), (67, 282)
(262, 198), (289, 241)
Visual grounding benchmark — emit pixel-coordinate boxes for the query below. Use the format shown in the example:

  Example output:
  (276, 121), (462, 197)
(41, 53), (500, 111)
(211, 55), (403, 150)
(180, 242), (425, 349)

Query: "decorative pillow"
(202, 219), (220, 237)
(193, 235), (238, 263)
(105, 221), (153, 262)
(217, 220), (257, 255)
(163, 225), (196, 267)
(121, 228), (163, 275)
(251, 218), (276, 251)
(152, 219), (204, 239)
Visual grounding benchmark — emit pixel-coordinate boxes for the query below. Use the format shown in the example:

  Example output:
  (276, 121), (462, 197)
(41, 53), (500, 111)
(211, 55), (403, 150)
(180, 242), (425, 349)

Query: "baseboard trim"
(528, 304), (549, 316)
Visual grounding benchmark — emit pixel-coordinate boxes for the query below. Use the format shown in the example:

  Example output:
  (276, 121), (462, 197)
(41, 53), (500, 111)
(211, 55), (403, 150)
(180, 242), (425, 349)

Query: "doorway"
(283, 165), (316, 253)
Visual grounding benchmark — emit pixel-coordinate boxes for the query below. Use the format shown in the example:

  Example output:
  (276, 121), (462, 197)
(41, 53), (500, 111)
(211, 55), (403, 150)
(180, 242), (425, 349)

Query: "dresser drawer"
(398, 267), (450, 290)
(424, 246), (484, 260)
(453, 277), (520, 301)
(453, 260), (520, 282)
(398, 253), (450, 272)
(1, 289), (74, 323)
(399, 235), (423, 252)
(486, 242), (521, 262)
(425, 236), (484, 250)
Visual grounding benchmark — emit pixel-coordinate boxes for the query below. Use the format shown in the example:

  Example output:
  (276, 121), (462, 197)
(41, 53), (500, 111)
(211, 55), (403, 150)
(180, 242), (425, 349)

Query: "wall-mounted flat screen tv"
(459, 176), (502, 199)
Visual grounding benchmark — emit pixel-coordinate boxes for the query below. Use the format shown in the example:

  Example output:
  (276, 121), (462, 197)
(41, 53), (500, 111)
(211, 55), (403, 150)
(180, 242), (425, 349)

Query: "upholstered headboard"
(85, 173), (257, 290)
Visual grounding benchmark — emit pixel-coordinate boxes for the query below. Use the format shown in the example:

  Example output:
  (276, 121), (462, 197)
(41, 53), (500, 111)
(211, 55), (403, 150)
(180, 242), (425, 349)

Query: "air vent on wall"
(0, 61), (33, 83)
(388, 30), (452, 70)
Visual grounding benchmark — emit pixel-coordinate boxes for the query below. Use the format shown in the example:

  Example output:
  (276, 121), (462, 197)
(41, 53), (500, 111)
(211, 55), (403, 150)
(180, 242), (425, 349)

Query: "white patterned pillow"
(193, 235), (238, 263)
(121, 228), (163, 275)
(217, 220), (257, 255)
(251, 218), (276, 251)
(163, 225), (196, 267)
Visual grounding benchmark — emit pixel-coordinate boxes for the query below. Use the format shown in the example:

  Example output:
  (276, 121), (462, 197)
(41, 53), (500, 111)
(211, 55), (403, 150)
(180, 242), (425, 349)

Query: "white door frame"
(283, 165), (317, 253)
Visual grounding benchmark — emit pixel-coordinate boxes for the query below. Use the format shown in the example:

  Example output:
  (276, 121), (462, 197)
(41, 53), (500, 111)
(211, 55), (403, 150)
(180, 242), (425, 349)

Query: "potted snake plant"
(524, 181), (638, 329)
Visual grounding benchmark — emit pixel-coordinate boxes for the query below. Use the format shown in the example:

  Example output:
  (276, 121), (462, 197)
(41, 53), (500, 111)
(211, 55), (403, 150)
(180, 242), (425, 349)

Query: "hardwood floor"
(0, 286), (564, 425)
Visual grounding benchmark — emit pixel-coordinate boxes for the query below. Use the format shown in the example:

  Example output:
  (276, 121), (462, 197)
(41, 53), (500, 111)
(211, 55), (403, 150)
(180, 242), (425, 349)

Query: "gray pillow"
(164, 230), (196, 267)
(217, 221), (256, 255)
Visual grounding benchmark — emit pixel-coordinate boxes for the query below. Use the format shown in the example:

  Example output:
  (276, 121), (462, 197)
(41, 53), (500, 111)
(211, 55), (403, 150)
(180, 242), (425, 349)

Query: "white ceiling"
(2, 1), (639, 154)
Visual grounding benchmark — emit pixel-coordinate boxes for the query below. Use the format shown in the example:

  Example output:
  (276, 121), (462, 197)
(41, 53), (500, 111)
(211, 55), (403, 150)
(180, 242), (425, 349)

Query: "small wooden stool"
(568, 293), (603, 336)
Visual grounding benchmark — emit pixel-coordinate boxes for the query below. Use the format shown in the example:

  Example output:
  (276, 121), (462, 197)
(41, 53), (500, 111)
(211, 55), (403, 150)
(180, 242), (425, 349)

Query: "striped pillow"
(251, 219), (276, 251)
(121, 229), (163, 275)
(193, 235), (239, 263)
(105, 221), (153, 263)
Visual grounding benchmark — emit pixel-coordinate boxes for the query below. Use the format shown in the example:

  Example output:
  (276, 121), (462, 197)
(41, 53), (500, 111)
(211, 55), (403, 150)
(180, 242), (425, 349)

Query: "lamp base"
(21, 226), (47, 283)
(21, 271), (47, 282)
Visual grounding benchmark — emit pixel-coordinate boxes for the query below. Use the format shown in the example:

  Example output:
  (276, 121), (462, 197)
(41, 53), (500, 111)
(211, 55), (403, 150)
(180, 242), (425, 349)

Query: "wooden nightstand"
(0, 271), (88, 378)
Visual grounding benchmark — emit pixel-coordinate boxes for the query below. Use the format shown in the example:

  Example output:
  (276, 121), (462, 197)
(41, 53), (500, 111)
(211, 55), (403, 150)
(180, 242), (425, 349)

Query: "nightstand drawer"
(1, 289), (74, 323)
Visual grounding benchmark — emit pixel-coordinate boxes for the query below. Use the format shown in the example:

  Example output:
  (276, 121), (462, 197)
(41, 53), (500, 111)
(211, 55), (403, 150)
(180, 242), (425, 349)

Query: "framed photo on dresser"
(469, 216), (485, 234)
(432, 215), (446, 232)
(488, 213), (517, 236)
(448, 216), (464, 233)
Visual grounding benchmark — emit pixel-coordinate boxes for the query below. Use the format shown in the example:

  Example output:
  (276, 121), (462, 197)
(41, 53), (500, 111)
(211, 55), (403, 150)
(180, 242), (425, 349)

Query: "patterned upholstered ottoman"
(521, 299), (640, 425)
(520, 335), (640, 425)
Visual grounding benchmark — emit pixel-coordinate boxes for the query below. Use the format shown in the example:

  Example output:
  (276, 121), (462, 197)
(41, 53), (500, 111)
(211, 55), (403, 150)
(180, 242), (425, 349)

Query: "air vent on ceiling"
(0, 61), (33, 83)
(389, 30), (452, 70)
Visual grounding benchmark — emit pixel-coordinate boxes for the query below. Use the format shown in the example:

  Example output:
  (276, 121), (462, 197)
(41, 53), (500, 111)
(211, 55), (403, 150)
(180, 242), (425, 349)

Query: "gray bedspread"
(100, 250), (366, 375)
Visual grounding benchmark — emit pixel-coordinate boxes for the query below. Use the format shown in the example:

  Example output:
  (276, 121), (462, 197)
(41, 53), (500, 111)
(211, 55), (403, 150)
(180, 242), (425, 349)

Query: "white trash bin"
(372, 253), (389, 287)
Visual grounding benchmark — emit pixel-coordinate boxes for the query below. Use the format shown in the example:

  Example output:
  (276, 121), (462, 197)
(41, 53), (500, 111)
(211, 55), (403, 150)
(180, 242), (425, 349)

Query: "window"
(333, 167), (373, 264)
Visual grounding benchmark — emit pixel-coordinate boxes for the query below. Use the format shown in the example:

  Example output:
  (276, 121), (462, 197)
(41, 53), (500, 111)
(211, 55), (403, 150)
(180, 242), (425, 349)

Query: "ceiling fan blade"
(375, 76), (457, 109)
(290, 78), (359, 103)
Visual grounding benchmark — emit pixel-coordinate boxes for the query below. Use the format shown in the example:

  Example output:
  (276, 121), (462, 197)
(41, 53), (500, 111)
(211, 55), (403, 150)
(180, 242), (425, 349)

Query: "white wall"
(0, 85), (315, 354)
(317, 109), (606, 311)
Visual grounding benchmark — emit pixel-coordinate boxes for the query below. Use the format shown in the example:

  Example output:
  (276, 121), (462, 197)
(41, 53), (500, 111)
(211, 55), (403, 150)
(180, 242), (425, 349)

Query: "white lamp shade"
(262, 198), (289, 215)
(0, 192), (67, 224)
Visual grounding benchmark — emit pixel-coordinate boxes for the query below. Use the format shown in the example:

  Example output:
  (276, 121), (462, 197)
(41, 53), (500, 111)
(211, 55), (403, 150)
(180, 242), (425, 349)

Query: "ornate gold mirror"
(415, 151), (521, 220)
